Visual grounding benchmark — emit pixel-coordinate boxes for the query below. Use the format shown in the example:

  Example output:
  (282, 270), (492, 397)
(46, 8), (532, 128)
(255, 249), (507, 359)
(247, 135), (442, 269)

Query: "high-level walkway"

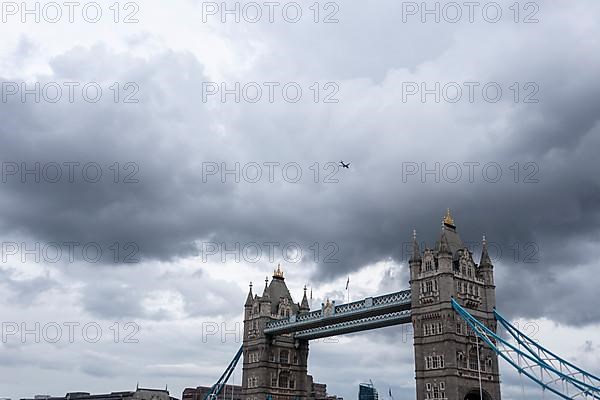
(263, 289), (411, 339)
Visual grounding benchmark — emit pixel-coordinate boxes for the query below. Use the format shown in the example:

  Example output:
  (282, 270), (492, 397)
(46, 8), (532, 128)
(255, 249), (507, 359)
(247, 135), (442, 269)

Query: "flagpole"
(346, 276), (350, 303)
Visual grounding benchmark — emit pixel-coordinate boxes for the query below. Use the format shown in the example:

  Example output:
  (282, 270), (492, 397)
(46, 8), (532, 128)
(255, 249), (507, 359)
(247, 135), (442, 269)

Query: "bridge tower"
(241, 265), (311, 400)
(409, 210), (502, 400)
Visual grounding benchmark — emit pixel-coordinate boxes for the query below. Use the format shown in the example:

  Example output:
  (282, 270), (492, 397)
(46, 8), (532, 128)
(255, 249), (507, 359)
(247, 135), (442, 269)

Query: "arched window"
(485, 357), (493, 372)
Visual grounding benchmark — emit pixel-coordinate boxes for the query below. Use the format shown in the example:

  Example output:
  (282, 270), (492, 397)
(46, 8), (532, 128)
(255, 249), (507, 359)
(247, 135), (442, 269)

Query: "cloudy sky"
(1, 0), (600, 399)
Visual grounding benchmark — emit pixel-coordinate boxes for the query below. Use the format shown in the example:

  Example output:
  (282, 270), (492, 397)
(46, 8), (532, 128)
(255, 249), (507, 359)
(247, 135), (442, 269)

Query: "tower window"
(469, 350), (479, 370)
(425, 260), (433, 271)
(279, 350), (289, 364)
(278, 372), (289, 388)
(271, 373), (277, 386)
(425, 281), (433, 293)
(436, 322), (443, 334)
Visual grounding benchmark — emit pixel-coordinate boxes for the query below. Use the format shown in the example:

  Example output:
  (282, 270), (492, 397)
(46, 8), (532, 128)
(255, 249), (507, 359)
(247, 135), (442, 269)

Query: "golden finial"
(273, 263), (284, 278)
(443, 208), (455, 226)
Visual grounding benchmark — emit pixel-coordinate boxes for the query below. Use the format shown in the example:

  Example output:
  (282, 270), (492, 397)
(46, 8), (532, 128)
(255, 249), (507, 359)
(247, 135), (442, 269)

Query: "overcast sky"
(1, 1), (600, 399)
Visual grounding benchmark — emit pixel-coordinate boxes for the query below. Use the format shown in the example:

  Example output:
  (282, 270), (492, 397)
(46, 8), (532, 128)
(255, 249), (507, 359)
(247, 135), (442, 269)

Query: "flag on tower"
(346, 277), (350, 290)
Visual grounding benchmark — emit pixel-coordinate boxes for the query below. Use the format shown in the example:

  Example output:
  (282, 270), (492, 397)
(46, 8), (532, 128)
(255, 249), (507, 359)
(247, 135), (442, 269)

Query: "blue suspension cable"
(451, 299), (600, 399)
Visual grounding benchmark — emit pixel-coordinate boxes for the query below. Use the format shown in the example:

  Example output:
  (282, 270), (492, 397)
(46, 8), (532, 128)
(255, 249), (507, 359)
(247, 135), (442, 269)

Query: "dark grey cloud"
(2, 28), (600, 326)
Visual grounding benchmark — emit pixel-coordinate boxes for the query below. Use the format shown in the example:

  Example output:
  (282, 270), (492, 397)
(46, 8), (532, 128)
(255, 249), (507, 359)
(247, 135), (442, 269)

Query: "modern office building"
(358, 383), (378, 400)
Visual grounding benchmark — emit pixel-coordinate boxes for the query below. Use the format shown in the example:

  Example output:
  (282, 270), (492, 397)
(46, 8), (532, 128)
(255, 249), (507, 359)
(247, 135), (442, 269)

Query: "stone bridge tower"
(409, 210), (502, 400)
(242, 265), (311, 400)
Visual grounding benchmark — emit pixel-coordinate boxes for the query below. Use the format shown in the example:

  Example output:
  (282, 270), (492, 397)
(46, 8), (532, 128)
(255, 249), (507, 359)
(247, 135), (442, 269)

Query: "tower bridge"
(203, 210), (600, 400)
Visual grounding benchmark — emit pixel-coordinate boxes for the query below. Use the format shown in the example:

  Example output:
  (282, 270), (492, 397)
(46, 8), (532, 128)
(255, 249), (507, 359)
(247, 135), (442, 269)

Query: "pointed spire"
(262, 276), (270, 298)
(300, 285), (310, 311)
(273, 263), (284, 279)
(480, 234), (492, 267)
(443, 208), (455, 227)
(409, 229), (421, 262)
(438, 230), (451, 255)
(245, 282), (254, 306)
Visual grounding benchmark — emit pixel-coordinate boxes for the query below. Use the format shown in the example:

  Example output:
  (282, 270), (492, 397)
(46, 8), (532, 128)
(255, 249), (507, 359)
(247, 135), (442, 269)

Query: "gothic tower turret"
(299, 286), (310, 313)
(242, 265), (310, 400)
(410, 210), (502, 400)
(409, 229), (422, 282)
(479, 235), (496, 314)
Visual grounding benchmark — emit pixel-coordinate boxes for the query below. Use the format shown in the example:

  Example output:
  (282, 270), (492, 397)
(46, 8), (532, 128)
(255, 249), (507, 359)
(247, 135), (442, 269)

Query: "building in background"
(21, 387), (177, 400)
(182, 385), (242, 400)
(358, 383), (378, 400)
(183, 379), (342, 400)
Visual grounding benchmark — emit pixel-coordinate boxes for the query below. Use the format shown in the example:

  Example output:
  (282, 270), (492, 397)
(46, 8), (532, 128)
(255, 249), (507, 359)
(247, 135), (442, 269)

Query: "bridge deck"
(264, 289), (412, 336)
(295, 309), (412, 340)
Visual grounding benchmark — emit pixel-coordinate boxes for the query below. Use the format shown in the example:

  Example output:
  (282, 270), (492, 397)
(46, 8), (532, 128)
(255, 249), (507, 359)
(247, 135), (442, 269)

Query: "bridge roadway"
(263, 289), (412, 339)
